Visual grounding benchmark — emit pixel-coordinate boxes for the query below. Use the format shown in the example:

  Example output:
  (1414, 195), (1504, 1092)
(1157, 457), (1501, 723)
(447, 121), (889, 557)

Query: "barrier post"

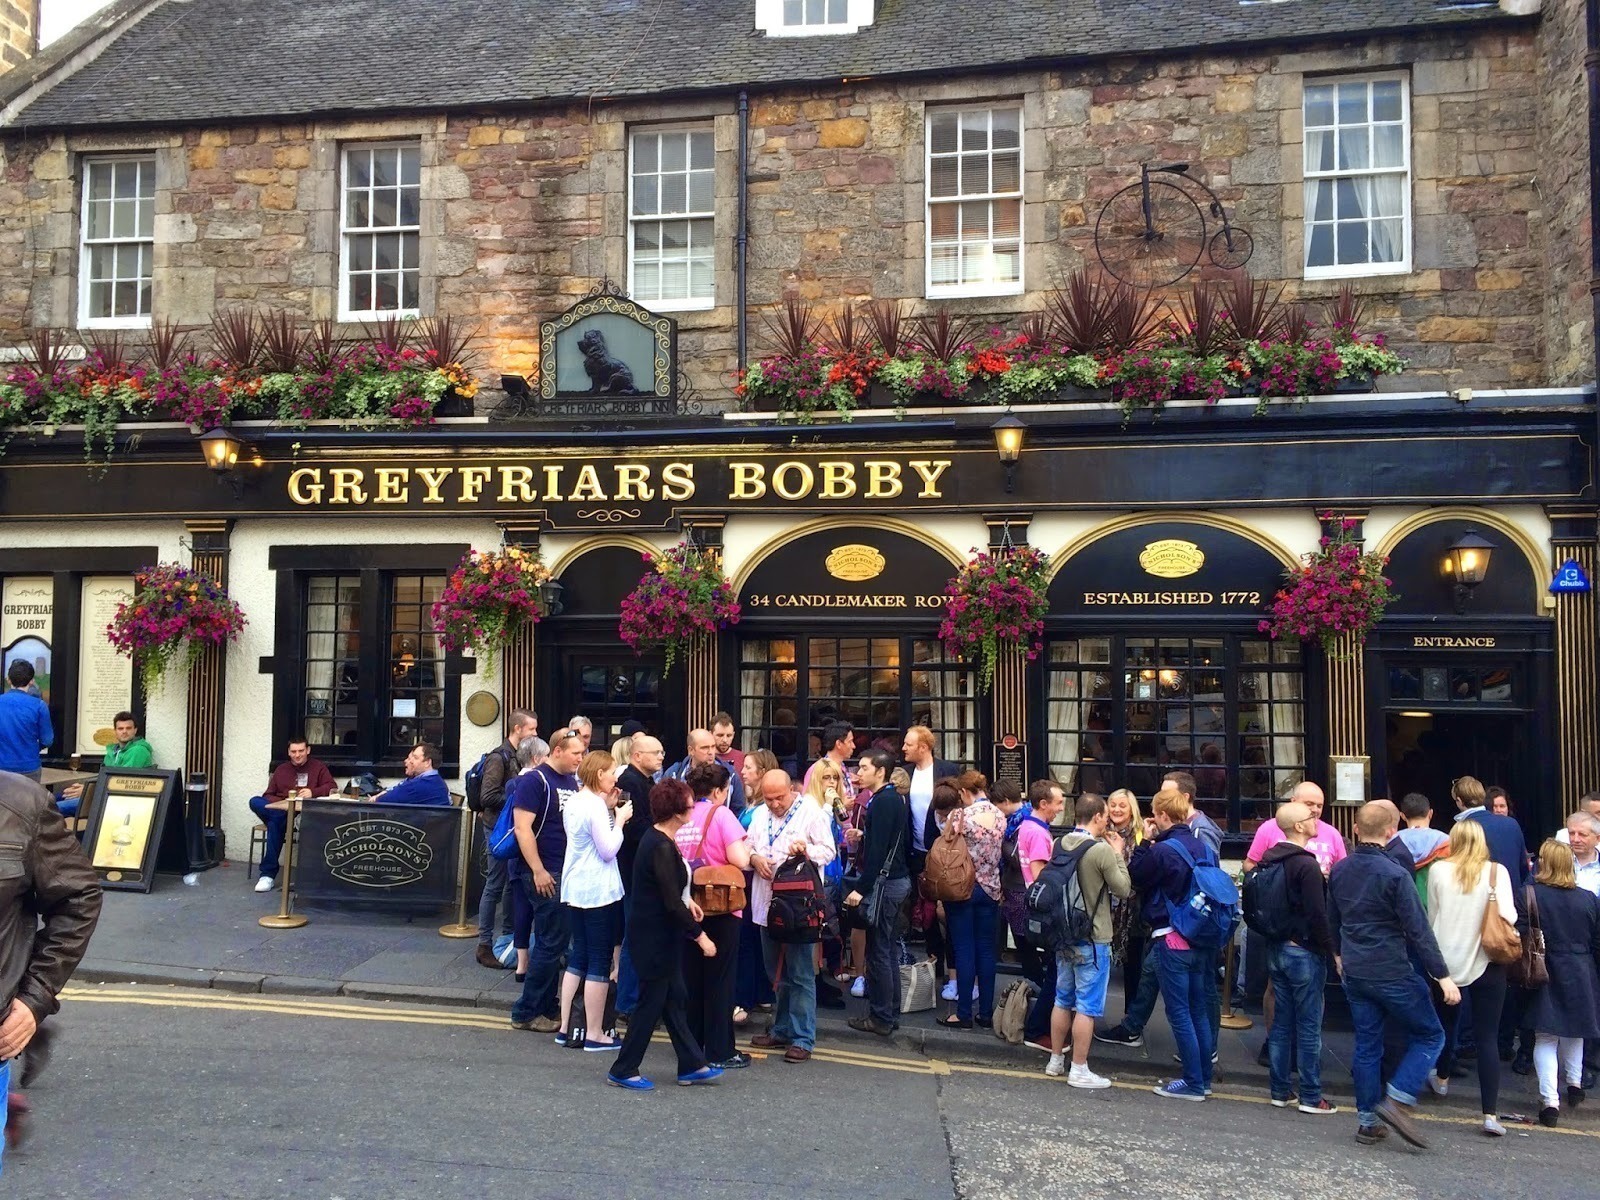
(1219, 934), (1253, 1029)
(439, 803), (478, 938)
(259, 798), (309, 930)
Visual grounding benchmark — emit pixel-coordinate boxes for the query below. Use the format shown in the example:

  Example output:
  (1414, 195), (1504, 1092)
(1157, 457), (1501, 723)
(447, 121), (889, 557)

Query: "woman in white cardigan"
(558, 750), (632, 1052)
(1426, 818), (1518, 1137)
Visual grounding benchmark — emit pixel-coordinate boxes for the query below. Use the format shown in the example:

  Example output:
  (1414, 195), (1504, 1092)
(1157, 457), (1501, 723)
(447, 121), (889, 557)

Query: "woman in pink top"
(675, 760), (752, 1070)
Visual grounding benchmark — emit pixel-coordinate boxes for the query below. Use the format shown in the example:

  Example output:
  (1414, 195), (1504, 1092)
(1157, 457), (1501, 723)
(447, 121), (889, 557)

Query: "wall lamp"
(198, 427), (251, 498)
(537, 578), (566, 617)
(991, 413), (1028, 494)
(1443, 528), (1496, 614)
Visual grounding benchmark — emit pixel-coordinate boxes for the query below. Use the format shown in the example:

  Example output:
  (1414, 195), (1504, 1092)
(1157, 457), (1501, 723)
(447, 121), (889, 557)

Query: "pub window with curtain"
(298, 571), (451, 766)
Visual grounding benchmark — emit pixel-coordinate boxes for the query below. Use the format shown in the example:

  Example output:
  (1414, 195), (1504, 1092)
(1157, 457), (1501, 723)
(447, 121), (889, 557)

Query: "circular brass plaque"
(465, 690), (501, 728)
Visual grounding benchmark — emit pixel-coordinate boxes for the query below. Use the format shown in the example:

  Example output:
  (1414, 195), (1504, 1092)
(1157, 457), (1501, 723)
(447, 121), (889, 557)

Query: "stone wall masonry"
(0, 22), (1580, 396)
(1535, 0), (1594, 387)
(0, 0), (36, 75)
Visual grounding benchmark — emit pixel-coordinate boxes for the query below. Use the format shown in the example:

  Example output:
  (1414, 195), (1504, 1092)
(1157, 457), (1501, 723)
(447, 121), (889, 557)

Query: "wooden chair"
(67, 778), (96, 838)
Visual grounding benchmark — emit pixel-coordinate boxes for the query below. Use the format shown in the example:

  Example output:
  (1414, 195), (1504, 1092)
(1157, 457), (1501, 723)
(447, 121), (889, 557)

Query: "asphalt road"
(7, 986), (1596, 1199)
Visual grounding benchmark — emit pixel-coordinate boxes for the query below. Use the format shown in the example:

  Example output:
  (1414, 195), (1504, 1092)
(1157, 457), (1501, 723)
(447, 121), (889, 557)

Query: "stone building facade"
(0, 0), (1593, 869)
(0, 2), (1588, 395)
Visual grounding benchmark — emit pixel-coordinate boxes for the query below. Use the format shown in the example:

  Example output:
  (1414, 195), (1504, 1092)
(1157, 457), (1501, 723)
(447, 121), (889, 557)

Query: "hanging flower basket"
(619, 542), (741, 675)
(938, 545), (1051, 692)
(430, 546), (552, 676)
(106, 562), (247, 695)
(1259, 514), (1396, 657)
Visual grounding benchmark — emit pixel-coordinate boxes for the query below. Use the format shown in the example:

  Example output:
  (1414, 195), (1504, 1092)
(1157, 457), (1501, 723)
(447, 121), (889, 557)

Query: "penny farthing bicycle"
(1093, 162), (1254, 289)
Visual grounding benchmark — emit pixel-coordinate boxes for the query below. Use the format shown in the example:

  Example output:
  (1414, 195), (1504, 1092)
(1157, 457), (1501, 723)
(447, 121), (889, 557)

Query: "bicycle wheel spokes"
(1208, 224), (1255, 271)
(1095, 178), (1206, 288)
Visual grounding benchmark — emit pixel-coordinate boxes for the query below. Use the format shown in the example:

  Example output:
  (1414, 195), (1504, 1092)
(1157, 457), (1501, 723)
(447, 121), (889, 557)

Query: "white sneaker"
(972, 982), (980, 1001)
(940, 979), (958, 1001)
(1426, 1073), (1449, 1097)
(1482, 1115), (1505, 1137)
(254, 875), (275, 893)
(850, 976), (865, 998)
(1045, 1053), (1066, 1077)
(1068, 1063), (1112, 1090)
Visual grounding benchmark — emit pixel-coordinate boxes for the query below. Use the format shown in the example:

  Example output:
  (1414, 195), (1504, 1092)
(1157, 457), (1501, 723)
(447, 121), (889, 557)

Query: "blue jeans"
(509, 871), (569, 1023)
(476, 846), (513, 946)
(616, 890), (640, 1015)
(1122, 944), (1161, 1033)
(248, 795), (287, 877)
(1344, 973), (1445, 1122)
(1024, 949), (1057, 1042)
(1268, 943), (1327, 1103)
(567, 901), (620, 982)
(1154, 941), (1215, 1093)
(946, 888), (999, 1022)
(865, 876), (913, 1027)
(0, 1058), (8, 1175)
(761, 928), (818, 1051)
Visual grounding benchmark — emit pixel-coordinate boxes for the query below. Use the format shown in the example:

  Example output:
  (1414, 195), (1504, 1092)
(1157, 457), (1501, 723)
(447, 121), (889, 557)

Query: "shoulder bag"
(843, 825), (904, 931)
(688, 803), (747, 917)
(1508, 883), (1549, 988)
(1479, 865), (1522, 966)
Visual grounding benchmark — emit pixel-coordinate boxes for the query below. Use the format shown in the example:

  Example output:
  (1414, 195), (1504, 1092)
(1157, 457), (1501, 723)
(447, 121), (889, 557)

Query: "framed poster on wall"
(75, 576), (136, 757)
(80, 768), (179, 892)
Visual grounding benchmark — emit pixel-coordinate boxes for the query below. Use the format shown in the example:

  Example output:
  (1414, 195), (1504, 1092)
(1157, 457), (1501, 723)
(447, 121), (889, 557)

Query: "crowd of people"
(460, 708), (1600, 1145)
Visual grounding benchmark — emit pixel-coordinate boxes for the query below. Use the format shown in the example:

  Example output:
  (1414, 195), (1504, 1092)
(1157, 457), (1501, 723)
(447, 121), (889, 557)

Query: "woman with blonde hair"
(1425, 818), (1518, 1136)
(1526, 839), (1600, 1126)
(558, 750), (630, 1052)
(1106, 788), (1148, 1017)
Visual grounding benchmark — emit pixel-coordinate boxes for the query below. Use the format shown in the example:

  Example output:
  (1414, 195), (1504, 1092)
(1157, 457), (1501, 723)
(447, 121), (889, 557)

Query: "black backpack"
(1242, 857), (1297, 943)
(766, 856), (829, 944)
(1024, 839), (1102, 951)
(464, 746), (512, 813)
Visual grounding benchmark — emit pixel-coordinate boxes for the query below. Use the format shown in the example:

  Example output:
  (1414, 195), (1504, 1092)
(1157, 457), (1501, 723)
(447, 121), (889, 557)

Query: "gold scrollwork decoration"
(575, 508), (645, 524)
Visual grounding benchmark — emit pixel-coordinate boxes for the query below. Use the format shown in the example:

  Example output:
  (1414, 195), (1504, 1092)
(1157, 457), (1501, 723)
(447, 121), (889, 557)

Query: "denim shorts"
(566, 900), (620, 982)
(1054, 942), (1111, 1017)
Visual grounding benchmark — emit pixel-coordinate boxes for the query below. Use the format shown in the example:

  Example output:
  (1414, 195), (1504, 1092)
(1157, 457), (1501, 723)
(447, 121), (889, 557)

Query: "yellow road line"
(58, 987), (1600, 1138)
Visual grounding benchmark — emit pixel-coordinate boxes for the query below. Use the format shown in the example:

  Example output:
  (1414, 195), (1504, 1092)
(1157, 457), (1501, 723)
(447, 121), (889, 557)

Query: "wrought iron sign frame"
(537, 281), (678, 417)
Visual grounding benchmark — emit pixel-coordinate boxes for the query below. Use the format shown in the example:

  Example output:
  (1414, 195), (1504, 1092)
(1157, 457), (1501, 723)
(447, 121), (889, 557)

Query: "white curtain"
(303, 577), (338, 744)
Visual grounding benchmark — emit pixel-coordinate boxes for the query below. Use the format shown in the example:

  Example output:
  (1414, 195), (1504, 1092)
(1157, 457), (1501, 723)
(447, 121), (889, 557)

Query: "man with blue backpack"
(468, 709), (538, 970)
(1128, 784), (1240, 1103)
(1029, 794), (1129, 1088)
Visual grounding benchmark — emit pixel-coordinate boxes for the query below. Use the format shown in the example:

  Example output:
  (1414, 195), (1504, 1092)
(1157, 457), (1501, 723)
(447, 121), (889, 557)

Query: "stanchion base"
(1220, 1013), (1254, 1030)
(259, 913), (309, 930)
(438, 922), (478, 938)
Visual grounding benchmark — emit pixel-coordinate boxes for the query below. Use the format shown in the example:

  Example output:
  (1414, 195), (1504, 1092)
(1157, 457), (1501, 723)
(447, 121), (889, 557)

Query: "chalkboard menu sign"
(292, 799), (462, 912)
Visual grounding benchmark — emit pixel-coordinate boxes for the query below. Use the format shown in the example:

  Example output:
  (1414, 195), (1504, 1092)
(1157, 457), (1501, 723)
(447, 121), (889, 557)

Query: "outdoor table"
(39, 767), (98, 789)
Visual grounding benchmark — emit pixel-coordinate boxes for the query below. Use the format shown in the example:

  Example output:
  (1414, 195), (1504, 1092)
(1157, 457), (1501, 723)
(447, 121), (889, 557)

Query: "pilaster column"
(682, 515), (727, 728)
(1548, 506), (1599, 807)
(1320, 511), (1370, 763)
(184, 520), (232, 829)
(984, 515), (1032, 779)
(497, 520), (543, 715)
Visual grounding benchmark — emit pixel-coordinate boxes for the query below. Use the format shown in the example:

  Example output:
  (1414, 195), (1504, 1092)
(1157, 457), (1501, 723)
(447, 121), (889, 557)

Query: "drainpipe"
(737, 89), (750, 378)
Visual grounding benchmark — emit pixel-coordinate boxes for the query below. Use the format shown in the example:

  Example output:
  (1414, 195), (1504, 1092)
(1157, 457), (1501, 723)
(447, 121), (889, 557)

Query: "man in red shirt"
(249, 737), (337, 893)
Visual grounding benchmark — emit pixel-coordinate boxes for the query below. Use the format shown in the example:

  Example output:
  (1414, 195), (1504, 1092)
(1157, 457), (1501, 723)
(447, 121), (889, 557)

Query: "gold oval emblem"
(105, 871), (123, 882)
(1139, 539), (1206, 579)
(825, 544), (886, 582)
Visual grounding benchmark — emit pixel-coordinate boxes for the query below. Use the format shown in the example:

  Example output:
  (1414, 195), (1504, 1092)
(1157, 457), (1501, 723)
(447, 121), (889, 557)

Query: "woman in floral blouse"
(938, 770), (1005, 1029)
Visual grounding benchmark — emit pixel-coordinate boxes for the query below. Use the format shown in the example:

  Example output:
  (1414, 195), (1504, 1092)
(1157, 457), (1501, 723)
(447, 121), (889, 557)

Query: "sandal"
(732, 1006), (749, 1026)
(937, 1014), (973, 1029)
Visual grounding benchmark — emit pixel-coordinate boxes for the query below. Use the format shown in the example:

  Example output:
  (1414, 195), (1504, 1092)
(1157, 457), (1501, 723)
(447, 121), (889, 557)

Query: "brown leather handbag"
(920, 821), (976, 903)
(1479, 866), (1522, 966)
(1509, 884), (1549, 989)
(692, 865), (747, 917)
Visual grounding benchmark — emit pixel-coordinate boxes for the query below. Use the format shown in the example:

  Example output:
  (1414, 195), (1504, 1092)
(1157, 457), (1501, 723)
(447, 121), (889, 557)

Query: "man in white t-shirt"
(900, 725), (960, 872)
(1556, 792), (1600, 848)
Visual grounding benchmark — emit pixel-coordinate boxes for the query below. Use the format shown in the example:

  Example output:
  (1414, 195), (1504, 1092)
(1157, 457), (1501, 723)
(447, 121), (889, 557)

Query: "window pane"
(960, 110), (989, 151)
(688, 170), (713, 213)
(373, 188), (398, 227)
(348, 150), (372, 189)
(633, 133), (658, 173)
(348, 233), (373, 272)
(1336, 221), (1368, 264)
(399, 147), (420, 187)
(1372, 80), (1403, 122)
(960, 154), (989, 195)
(689, 131), (713, 170)
(991, 151), (1020, 194)
(87, 199), (111, 240)
(88, 163), (112, 201)
(374, 149), (398, 187)
(633, 174), (659, 216)
(1373, 124), (1404, 169)
(1306, 222), (1334, 268)
(929, 156), (959, 199)
(991, 108), (1021, 149)
(662, 133), (687, 173)
(1337, 83), (1368, 125)
(346, 190), (370, 229)
(930, 113), (958, 155)
(661, 173), (687, 214)
(1305, 129), (1334, 174)
(375, 273), (399, 310)
(136, 197), (154, 239)
(347, 272), (371, 314)
(1338, 127), (1370, 171)
(399, 189), (420, 227)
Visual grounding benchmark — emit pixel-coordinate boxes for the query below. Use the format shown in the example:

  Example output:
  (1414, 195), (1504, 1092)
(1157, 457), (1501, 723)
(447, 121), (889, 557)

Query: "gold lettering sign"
(745, 593), (946, 609)
(825, 545), (886, 582)
(1139, 539), (1206, 579)
(105, 775), (164, 794)
(1412, 636), (1498, 649)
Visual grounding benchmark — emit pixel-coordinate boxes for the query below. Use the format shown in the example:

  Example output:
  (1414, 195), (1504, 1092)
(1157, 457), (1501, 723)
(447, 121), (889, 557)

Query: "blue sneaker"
(1153, 1080), (1207, 1103)
(553, 1032), (568, 1047)
(607, 1074), (654, 1091)
(677, 1065), (725, 1087)
(583, 1038), (620, 1053)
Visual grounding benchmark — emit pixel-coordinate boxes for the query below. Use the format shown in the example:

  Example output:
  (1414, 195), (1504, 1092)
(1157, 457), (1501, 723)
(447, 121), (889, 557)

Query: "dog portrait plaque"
(538, 287), (677, 409)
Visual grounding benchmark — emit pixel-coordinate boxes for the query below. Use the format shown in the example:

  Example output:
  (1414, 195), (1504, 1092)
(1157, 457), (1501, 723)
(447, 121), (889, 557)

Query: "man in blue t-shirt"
(374, 743), (452, 806)
(509, 728), (584, 1032)
(0, 662), (53, 782)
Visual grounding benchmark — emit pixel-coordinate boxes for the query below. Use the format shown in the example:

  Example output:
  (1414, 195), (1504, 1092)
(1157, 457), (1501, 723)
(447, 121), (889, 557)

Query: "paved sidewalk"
(70, 865), (1554, 1117)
